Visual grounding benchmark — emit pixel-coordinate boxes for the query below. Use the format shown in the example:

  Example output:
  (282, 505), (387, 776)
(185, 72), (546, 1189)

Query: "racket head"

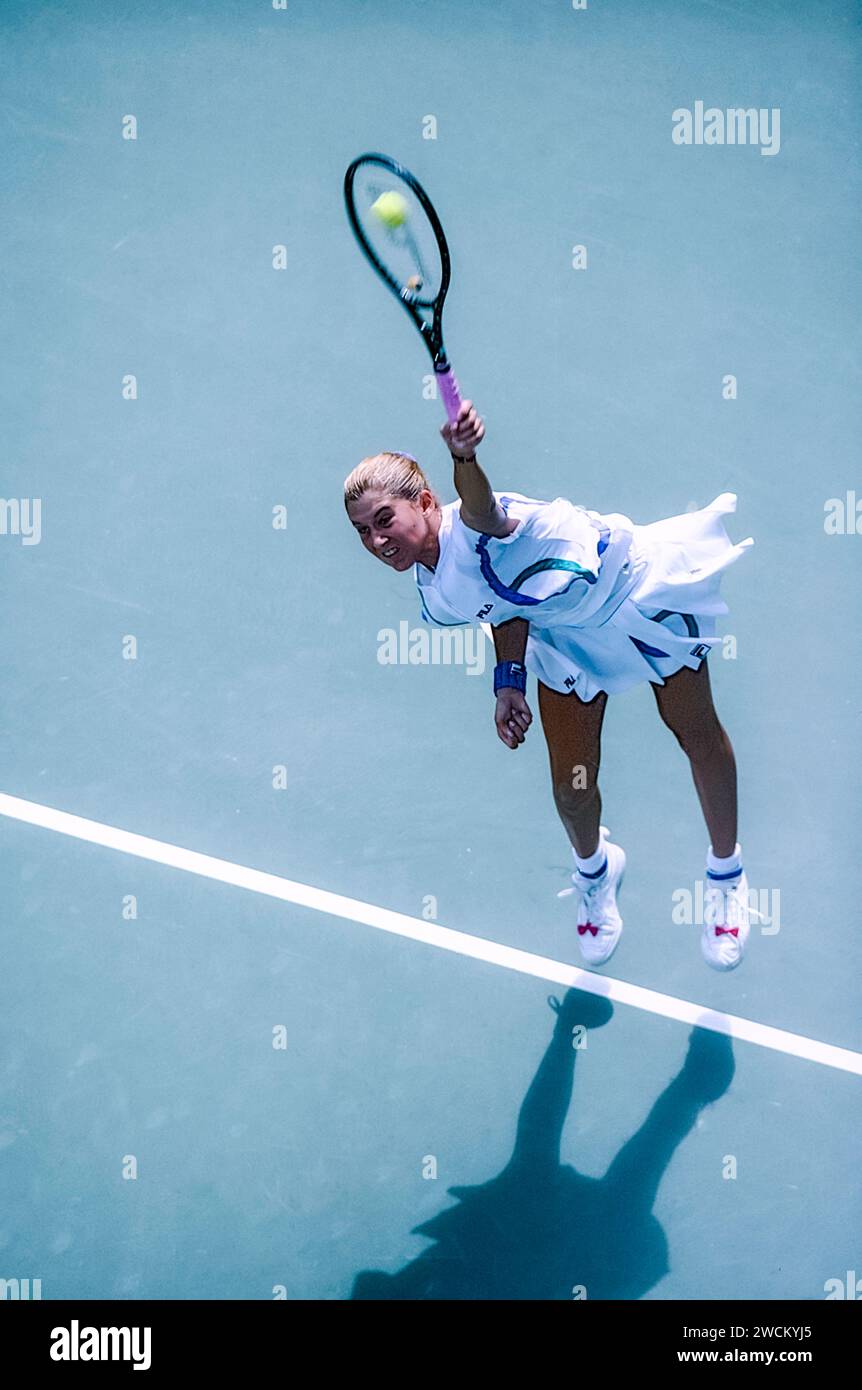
(344, 153), (452, 361)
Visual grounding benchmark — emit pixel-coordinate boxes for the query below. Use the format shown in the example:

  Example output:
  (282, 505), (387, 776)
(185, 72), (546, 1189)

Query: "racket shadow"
(350, 991), (735, 1300)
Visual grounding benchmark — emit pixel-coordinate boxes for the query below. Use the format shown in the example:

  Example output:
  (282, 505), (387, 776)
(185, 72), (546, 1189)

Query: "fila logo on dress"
(476, 603), (494, 619)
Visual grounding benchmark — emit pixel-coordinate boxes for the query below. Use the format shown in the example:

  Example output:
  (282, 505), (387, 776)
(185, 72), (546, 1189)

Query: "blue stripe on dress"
(651, 609), (700, 639)
(629, 636), (671, 658)
(475, 498), (610, 609)
(628, 611), (704, 661)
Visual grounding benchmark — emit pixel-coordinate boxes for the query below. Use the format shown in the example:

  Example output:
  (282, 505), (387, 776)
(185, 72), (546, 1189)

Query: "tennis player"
(344, 402), (754, 970)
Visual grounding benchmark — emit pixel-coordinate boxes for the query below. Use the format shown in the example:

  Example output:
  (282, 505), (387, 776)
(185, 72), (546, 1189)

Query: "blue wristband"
(494, 660), (528, 695)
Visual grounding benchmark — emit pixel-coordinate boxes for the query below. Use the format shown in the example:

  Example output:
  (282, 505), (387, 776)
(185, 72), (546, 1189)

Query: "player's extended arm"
(491, 618), (532, 749)
(492, 617), (529, 667)
(440, 401), (519, 538)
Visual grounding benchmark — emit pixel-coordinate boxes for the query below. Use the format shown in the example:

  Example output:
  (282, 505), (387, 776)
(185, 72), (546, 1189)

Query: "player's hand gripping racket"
(343, 152), (463, 423)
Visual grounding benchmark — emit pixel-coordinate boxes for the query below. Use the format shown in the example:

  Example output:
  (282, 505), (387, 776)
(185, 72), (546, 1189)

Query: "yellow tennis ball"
(371, 191), (409, 228)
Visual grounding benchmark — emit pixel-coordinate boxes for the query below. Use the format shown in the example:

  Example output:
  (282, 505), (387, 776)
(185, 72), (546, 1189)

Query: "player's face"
(348, 488), (439, 571)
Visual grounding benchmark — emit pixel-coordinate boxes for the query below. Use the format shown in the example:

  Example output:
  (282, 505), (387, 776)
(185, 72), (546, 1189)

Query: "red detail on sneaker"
(578, 923), (599, 937)
(715, 926), (739, 937)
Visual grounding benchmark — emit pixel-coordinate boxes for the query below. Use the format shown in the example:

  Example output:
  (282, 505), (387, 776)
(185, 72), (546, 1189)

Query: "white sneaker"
(558, 826), (626, 966)
(701, 870), (751, 971)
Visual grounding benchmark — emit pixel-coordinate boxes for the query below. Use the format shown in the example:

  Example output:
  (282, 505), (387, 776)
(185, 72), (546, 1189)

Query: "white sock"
(573, 843), (607, 878)
(706, 843), (742, 882)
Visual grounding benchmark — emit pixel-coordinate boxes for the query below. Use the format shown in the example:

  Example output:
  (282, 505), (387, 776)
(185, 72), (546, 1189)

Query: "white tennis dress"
(414, 491), (753, 699)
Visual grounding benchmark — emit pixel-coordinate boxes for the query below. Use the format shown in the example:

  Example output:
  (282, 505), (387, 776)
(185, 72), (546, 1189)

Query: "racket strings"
(352, 169), (443, 306)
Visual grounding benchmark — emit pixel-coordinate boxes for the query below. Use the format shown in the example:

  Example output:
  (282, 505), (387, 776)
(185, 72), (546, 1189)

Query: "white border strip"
(2, 791), (860, 1077)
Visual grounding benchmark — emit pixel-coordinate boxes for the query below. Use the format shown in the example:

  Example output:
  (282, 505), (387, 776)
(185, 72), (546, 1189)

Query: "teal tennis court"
(2, 0), (859, 1300)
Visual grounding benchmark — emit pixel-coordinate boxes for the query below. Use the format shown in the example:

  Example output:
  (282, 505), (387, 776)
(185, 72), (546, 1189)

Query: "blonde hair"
(343, 451), (439, 512)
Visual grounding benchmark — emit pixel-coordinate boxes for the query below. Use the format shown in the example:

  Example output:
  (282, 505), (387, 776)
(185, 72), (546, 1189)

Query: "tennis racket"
(343, 152), (464, 423)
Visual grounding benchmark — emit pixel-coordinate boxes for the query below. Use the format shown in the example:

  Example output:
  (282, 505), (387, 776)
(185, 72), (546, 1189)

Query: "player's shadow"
(350, 989), (734, 1300)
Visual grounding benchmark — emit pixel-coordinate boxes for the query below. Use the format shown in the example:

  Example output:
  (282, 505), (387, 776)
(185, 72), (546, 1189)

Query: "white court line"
(2, 790), (861, 1078)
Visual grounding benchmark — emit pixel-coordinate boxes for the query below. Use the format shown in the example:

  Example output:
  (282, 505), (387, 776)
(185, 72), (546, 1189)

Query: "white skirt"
(483, 493), (754, 700)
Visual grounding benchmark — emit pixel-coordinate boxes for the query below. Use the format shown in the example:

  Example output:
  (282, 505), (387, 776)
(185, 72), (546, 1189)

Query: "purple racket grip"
(436, 366), (463, 423)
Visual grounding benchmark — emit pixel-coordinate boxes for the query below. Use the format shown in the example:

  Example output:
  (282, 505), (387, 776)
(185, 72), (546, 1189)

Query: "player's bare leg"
(651, 660), (749, 969)
(650, 662), (737, 857)
(537, 683), (608, 857)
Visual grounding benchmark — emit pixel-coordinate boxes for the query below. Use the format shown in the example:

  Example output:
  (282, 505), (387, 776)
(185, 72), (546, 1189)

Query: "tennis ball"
(371, 191), (409, 228)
